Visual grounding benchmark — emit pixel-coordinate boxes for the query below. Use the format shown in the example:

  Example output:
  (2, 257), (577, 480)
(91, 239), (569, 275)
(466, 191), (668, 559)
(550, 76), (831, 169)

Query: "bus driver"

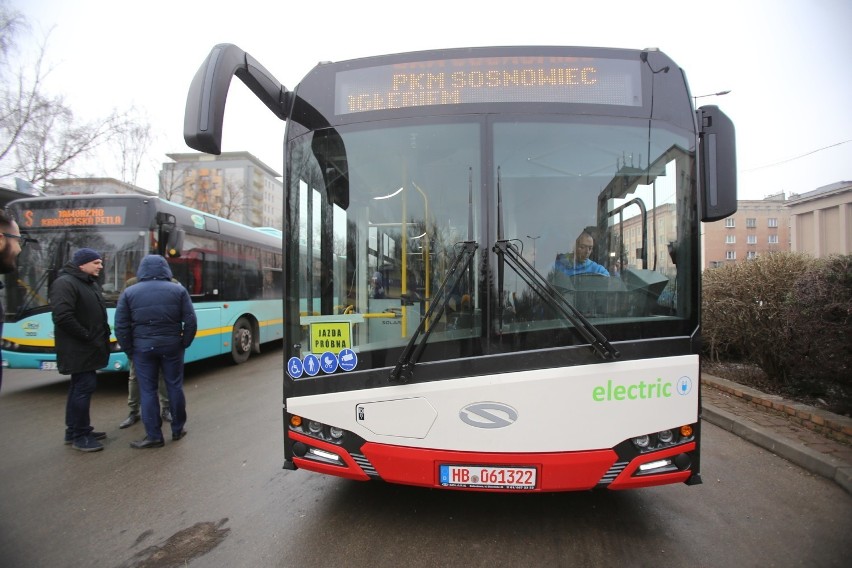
(554, 231), (610, 277)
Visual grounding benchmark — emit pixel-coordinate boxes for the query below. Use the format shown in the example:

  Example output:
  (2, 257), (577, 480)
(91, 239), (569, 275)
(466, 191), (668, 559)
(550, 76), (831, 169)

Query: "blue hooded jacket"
(114, 255), (197, 357)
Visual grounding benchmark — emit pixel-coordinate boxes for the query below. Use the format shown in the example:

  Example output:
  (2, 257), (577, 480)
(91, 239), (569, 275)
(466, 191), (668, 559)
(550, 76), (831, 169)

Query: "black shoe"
(172, 429), (187, 441)
(161, 409), (173, 423)
(64, 431), (106, 445)
(72, 435), (104, 452)
(119, 413), (140, 429)
(130, 437), (165, 449)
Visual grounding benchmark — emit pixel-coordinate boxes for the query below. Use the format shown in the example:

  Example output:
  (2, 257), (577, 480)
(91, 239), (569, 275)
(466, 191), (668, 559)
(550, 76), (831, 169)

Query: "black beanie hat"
(72, 248), (102, 266)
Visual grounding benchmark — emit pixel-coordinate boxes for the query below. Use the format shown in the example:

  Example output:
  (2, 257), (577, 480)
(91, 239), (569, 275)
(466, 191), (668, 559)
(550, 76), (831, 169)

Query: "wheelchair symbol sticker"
(287, 357), (303, 379)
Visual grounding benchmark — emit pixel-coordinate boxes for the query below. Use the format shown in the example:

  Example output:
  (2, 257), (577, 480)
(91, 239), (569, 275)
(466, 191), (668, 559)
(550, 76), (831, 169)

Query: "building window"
(726, 250), (736, 260)
(725, 235), (736, 244)
(747, 251), (757, 260)
(746, 218), (757, 228)
(747, 235), (757, 244)
(768, 235), (779, 244)
(768, 218), (778, 228)
(725, 218), (735, 228)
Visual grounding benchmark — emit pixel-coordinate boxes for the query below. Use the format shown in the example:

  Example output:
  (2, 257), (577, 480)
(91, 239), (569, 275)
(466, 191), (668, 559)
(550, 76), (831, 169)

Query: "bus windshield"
(291, 115), (695, 364)
(10, 229), (146, 317)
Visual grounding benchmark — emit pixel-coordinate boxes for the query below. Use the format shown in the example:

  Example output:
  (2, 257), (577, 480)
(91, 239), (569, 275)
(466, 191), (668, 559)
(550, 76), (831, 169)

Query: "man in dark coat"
(50, 248), (111, 452)
(115, 255), (197, 449)
(0, 209), (28, 392)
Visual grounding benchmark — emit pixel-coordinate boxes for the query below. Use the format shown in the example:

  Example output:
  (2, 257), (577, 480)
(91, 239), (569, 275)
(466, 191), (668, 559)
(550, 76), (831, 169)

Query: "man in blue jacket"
(554, 231), (610, 277)
(115, 255), (197, 449)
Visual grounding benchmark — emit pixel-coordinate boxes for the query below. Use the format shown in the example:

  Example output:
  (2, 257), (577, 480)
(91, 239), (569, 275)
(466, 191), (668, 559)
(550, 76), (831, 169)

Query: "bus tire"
(231, 317), (253, 364)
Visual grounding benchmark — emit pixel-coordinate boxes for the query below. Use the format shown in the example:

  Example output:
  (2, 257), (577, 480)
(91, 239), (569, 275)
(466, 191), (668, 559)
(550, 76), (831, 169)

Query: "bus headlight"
(632, 435), (650, 449)
(289, 415), (348, 445)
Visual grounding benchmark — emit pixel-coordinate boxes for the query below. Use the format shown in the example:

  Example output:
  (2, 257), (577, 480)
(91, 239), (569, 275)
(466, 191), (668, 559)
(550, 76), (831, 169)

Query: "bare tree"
(216, 176), (246, 221)
(113, 108), (153, 186)
(159, 164), (187, 202)
(0, 2), (22, 56)
(0, 2), (145, 188)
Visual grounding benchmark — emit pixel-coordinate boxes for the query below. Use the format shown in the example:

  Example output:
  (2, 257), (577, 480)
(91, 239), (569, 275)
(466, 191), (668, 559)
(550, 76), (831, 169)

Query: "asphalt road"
(0, 345), (850, 568)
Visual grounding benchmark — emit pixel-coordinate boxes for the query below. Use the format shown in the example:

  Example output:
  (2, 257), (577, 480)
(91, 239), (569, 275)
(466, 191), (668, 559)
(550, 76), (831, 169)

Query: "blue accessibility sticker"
(320, 351), (338, 374)
(303, 354), (320, 377)
(338, 348), (357, 371)
(287, 357), (304, 379)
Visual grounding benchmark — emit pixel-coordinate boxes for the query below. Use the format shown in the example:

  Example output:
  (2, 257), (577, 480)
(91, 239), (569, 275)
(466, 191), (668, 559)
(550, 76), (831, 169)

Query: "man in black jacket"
(0, 209), (27, 392)
(50, 248), (111, 452)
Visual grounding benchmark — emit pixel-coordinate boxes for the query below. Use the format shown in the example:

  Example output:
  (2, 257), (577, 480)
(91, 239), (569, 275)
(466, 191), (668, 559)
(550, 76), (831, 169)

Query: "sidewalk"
(701, 374), (852, 495)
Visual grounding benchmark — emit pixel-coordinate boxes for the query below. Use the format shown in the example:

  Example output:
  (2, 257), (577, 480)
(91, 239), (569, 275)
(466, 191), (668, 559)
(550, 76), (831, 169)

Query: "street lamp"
(693, 89), (731, 108)
(526, 235), (540, 269)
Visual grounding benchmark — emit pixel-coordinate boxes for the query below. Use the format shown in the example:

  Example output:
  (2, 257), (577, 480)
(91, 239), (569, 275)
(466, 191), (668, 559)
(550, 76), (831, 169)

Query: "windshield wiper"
(493, 166), (619, 361)
(388, 240), (478, 384)
(389, 168), (478, 384)
(493, 239), (619, 360)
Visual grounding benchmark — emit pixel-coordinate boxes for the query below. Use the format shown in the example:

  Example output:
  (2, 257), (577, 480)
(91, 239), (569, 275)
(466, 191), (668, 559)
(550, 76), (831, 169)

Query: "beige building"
(787, 181), (852, 258)
(161, 152), (283, 228)
(702, 193), (791, 269)
(613, 202), (678, 276)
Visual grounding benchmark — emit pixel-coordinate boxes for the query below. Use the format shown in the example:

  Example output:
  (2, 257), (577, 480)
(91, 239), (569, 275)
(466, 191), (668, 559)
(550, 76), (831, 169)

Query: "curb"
(701, 375), (852, 496)
(701, 403), (852, 495)
(703, 375), (852, 444)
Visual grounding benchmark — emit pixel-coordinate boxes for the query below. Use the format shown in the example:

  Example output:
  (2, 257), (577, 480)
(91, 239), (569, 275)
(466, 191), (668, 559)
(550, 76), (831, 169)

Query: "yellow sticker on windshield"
(310, 322), (351, 352)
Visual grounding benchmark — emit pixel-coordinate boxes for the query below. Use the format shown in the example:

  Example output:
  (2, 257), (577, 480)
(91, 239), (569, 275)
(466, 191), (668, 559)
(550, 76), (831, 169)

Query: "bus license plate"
(439, 465), (537, 490)
(39, 361), (57, 370)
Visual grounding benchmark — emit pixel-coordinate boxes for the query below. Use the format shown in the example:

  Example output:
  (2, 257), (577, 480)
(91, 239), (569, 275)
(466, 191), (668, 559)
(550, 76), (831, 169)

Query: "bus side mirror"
(184, 43), (290, 155)
(167, 229), (185, 258)
(698, 105), (737, 222)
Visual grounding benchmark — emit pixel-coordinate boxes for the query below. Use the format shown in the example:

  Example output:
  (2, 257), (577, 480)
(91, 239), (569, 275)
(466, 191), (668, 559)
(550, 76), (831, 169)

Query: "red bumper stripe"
(289, 431), (696, 492)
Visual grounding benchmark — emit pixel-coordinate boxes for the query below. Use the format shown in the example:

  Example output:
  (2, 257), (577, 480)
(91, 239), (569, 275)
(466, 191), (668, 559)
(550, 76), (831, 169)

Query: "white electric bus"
(183, 44), (736, 491)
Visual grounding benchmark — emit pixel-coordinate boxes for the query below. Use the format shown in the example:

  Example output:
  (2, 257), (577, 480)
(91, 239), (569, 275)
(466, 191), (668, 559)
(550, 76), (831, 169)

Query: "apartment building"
(161, 152), (283, 228)
(703, 193), (790, 269)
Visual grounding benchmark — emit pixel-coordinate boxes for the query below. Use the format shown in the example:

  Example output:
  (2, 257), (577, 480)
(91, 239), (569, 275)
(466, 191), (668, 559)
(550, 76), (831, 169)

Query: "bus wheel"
(231, 317), (253, 364)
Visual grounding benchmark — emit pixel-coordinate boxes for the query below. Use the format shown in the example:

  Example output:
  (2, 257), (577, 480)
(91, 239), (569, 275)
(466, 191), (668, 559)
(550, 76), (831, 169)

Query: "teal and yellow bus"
(2, 194), (283, 371)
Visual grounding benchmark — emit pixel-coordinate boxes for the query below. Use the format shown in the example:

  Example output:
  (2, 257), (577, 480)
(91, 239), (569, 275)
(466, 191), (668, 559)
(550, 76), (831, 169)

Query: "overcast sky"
(11, 0), (852, 200)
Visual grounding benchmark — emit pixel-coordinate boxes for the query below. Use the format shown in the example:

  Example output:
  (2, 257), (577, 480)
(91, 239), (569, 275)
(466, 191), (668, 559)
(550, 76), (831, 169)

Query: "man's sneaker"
(64, 431), (106, 445)
(172, 429), (187, 441)
(161, 409), (173, 422)
(72, 435), (104, 453)
(119, 413), (140, 429)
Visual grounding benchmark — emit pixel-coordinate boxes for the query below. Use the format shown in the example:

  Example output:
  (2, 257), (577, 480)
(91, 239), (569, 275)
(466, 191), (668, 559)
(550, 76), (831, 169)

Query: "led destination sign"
(336, 56), (642, 114)
(21, 207), (128, 228)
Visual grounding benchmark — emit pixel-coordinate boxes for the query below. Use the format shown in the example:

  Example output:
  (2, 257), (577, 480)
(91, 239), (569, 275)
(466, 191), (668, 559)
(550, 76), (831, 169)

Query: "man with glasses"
(554, 231), (610, 277)
(0, 209), (31, 391)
